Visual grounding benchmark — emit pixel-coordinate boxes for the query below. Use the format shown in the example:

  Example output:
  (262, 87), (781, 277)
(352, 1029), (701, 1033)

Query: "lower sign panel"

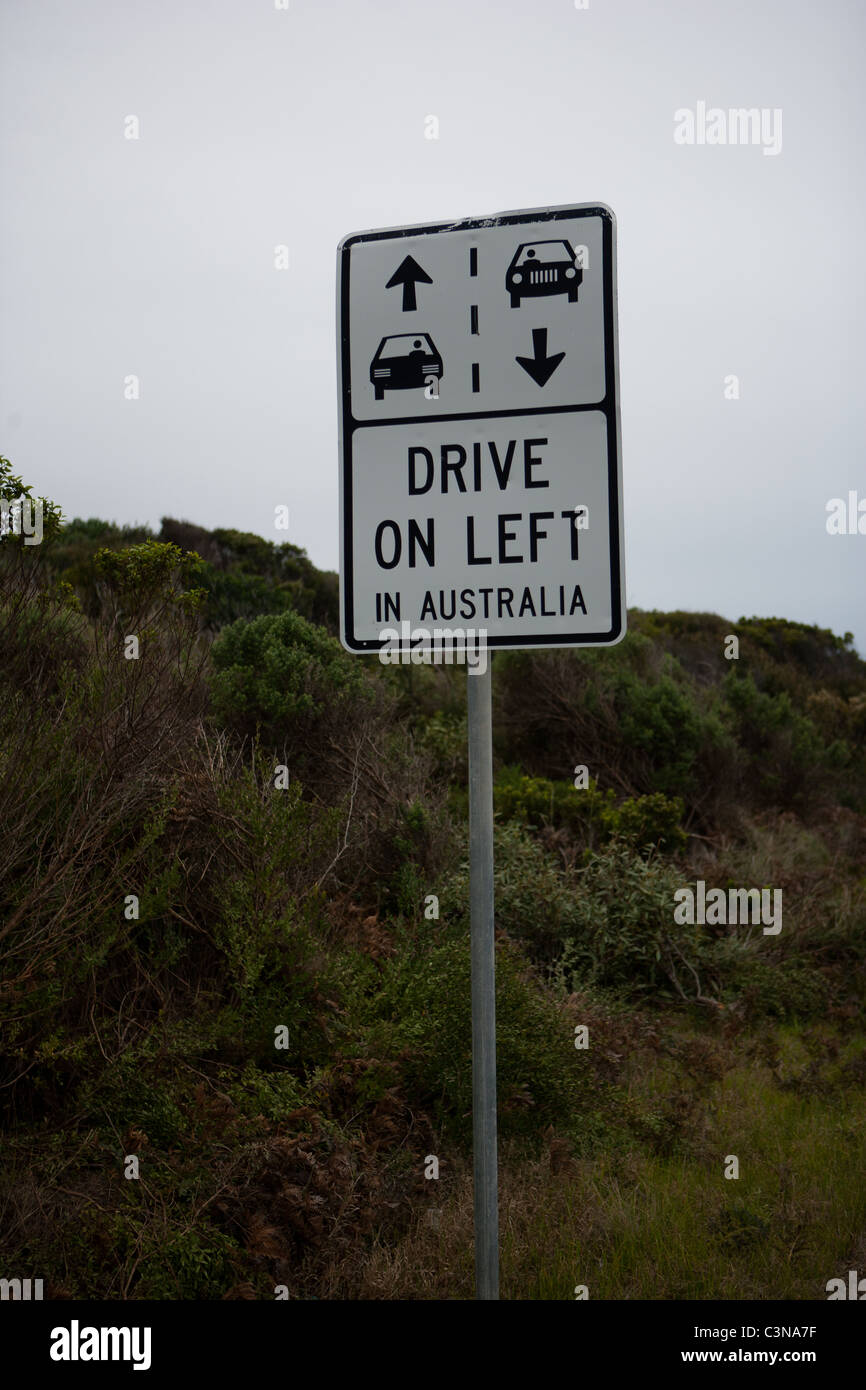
(346, 410), (623, 649)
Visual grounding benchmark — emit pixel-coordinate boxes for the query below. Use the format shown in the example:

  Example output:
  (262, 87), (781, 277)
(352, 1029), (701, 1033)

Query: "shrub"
(492, 766), (687, 855)
(553, 842), (723, 1000)
(361, 923), (589, 1143)
(494, 640), (737, 822)
(612, 792), (688, 854)
(722, 671), (848, 805)
(94, 537), (206, 619)
(441, 821), (578, 965)
(0, 587), (86, 697)
(612, 669), (708, 797)
(417, 708), (467, 781)
(493, 765), (613, 837)
(0, 452), (63, 543)
(719, 955), (830, 1021)
(210, 608), (368, 752)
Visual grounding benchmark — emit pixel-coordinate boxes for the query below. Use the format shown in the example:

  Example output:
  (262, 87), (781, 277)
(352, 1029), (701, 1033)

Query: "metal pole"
(467, 658), (499, 1300)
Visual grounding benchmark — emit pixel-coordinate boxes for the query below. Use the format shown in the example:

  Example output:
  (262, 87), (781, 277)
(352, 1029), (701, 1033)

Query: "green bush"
(722, 671), (849, 804)
(492, 766), (687, 854)
(493, 641), (738, 822)
(135, 1225), (241, 1300)
(210, 609), (368, 744)
(0, 453), (63, 542)
(612, 669), (707, 797)
(417, 708), (467, 780)
(441, 821), (578, 965)
(442, 822), (701, 995)
(361, 923), (588, 1143)
(493, 765), (612, 835)
(612, 792), (688, 854)
(735, 615), (862, 694)
(720, 954), (829, 1021)
(204, 759), (342, 1068)
(553, 841), (722, 999)
(0, 589), (86, 697)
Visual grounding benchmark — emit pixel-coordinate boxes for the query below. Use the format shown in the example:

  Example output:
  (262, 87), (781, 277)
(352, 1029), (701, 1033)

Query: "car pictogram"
(505, 240), (582, 308)
(370, 333), (444, 399)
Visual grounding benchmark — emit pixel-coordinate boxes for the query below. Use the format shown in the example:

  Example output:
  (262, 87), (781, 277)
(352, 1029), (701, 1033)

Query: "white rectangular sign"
(337, 203), (625, 651)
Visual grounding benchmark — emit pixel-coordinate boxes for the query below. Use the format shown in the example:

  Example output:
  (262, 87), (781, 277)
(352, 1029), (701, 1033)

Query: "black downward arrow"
(386, 255), (433, 311)
(515, 328), (566, 387)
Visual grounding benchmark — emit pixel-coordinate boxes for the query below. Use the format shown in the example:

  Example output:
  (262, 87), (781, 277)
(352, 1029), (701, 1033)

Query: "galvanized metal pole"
(467, 658), (499, 1300)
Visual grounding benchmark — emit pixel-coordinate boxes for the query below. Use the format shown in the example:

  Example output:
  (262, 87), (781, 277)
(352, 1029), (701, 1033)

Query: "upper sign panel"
(341, 208), (610, 422)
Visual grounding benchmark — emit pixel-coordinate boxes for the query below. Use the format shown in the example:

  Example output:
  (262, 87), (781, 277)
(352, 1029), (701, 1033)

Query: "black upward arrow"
(515, 328), (566, 387)
(386, 255), (433, 311)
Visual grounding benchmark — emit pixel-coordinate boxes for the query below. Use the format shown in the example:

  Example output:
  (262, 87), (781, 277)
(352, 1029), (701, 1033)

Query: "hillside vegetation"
(1, 459), (865, 1299)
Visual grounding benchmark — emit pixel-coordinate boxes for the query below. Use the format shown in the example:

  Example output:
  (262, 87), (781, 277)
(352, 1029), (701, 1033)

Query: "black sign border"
(337, 204), (624, 652)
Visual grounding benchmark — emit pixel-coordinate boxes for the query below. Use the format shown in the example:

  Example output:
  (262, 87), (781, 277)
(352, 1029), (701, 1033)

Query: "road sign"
(335, 201), (625, 1303)
(337, 202), (625, 653)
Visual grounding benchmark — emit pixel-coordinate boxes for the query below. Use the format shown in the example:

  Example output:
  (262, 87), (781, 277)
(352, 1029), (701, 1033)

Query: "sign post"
(467, 659), (498, 1299)
(337, 203), (624, 1299)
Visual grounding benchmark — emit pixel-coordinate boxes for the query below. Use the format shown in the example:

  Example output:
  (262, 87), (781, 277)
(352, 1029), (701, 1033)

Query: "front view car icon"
(506, 239), (582, 308)
(370, 333), (443, 400)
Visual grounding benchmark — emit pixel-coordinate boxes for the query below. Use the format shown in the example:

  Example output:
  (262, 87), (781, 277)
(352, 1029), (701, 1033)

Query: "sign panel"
(337, 203), (624, 651)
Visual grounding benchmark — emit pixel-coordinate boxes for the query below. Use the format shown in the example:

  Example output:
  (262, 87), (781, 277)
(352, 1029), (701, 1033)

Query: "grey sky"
(2, 0), (864, 650)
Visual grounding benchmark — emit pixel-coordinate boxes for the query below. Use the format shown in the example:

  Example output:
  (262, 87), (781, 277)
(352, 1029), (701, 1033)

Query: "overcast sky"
(2, 0), (864, 651)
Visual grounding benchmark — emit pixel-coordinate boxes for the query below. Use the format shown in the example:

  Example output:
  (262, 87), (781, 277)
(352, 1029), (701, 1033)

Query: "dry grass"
(342, 1024), (866, 1301)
